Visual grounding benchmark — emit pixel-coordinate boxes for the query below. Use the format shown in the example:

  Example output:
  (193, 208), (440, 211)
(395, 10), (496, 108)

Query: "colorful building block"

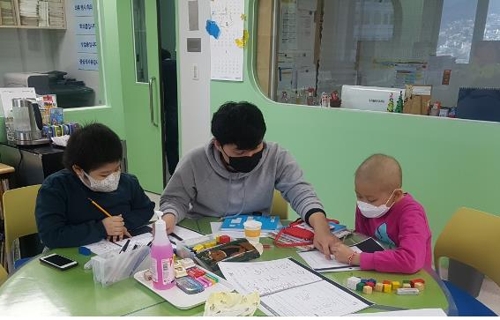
(383, 280), (392, 285)
(363, 286), (373, 294)
(391, 281), (401, 290)
(346, 276), (361, 290)
(374, 283), (384, 292)
(414, 282), (425, 291)
(402, 283), (412, 288)
(356, 282), (366, 291)
(366, 281), (375, 288)
(411, 278), (425, 287)
(383, 283), (392, 293)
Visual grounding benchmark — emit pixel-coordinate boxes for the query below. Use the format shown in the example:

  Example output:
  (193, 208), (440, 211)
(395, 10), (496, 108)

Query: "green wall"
(210, 1), (500, 241)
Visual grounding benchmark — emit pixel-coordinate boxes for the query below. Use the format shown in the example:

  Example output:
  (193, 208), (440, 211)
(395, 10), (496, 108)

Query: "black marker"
(119, 239), (130, 254)
(170, 232), (183, 241)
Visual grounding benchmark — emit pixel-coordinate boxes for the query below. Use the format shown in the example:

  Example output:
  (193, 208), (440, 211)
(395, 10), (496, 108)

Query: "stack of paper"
(38, 0), (48, 27)
(19, 0), (39, 26)
(0, 0), (15, 25)
(47, 0), (64, 28)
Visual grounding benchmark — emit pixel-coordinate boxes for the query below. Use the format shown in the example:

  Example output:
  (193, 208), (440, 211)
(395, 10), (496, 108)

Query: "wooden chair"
(270, 190), (288, 220)
(434, 207), (499, 316)
(0, 264), (8, 286)
(3, 185), (41, 273)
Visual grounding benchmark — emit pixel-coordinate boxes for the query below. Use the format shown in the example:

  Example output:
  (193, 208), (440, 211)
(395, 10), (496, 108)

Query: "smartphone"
(176, 276), (204, 294)
(39, 253), (78, 270)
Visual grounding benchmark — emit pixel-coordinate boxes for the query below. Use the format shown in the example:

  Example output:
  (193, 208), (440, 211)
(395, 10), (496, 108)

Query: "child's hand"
(332, 243), (359, 265)
(102, 214), (129, 242)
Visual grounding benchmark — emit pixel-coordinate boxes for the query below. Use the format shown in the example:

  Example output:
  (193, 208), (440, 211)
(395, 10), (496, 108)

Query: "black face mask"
(222, 147), (263, 173)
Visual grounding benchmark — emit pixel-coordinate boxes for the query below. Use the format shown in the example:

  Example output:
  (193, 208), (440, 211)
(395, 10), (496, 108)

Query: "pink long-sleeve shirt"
(355, 193), (432, 274)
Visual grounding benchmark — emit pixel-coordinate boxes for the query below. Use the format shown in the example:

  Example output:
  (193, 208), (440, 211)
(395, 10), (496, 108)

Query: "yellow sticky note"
(235, 30), (249, 48)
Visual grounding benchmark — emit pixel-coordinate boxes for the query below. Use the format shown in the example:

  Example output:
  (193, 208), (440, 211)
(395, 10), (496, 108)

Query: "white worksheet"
(297, 246), (363, 272)
(218, 258), (372, 316)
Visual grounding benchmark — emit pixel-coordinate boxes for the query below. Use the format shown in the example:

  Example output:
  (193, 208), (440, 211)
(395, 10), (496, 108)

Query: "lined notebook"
(456, 87), (500, 122)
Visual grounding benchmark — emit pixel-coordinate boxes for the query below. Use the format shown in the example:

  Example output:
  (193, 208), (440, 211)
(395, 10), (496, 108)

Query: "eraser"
(79, 246), (91, 256)
(396, 288), (420, 295)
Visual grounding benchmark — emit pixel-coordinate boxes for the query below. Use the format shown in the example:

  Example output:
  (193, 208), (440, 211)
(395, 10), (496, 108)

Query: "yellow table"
(0, 218), (457, 316)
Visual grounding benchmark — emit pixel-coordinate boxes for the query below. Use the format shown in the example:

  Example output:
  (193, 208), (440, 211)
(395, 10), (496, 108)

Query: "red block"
(410, 278), (425, 287)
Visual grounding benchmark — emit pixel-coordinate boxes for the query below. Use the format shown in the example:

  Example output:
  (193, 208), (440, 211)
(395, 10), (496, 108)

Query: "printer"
(3, 71), (95, 108)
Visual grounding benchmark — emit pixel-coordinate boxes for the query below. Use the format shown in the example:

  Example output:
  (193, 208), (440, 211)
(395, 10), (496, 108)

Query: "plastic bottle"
(4, 110), (15, 142)
(150, 218), (175, 290)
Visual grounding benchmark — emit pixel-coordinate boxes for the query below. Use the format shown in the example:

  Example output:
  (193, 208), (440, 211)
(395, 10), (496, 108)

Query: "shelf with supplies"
(0, 0), (66, 29)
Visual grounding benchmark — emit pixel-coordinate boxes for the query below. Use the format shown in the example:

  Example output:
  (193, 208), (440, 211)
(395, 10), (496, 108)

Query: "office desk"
(0, 218), (456, 316)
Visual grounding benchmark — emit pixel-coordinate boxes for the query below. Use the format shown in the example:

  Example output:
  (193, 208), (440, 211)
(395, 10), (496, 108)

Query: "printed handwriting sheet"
(209, 0), (245, 81)
(298, 246), (362, 272)
(218, 258), (372, 316)
(82, 226), (202, 255)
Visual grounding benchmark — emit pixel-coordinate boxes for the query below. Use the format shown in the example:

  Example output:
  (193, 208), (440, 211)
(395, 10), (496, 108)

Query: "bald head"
(355, 154), (402, 193)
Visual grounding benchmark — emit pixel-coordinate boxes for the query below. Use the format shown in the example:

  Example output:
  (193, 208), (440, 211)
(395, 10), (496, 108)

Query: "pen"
(88, 198), (112, 217)
(119, 239), (130, 254)
(170, 232), (183, 242)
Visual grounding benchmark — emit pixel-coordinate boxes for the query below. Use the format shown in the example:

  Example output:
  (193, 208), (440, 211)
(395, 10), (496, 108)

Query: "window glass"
(0, 0), (104, 109)
(436, 0), (478, 64)
(484, 0), (500, 40)
(256, 0), (500, 122)
(132, 0), (149, 83)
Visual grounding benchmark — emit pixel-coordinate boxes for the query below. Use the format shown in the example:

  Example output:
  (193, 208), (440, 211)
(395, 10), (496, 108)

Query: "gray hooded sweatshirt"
(159, 140), (325, 223)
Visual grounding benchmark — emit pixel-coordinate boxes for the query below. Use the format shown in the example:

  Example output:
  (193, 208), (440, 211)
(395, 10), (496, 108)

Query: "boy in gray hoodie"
(159, 101), (340, 258)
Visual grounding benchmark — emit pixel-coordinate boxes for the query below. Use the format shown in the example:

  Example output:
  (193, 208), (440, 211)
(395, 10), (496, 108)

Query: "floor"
(477, 277), (500, 314)
(145, 191), (500, 315)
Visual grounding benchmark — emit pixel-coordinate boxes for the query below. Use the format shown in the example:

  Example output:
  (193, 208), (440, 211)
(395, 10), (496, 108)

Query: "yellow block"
(383, 284), (392, 293)
(391, 281), (401, 290)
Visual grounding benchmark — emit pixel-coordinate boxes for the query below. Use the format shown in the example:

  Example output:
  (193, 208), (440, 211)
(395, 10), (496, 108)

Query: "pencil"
(88, 197), (112, 217)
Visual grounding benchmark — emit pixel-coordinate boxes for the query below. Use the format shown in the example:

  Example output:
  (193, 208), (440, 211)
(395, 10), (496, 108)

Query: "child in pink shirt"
(332, 154), (432, 274)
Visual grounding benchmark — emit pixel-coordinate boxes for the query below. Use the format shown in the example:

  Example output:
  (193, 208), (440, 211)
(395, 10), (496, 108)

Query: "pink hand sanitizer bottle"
(150, 218), (175, 290)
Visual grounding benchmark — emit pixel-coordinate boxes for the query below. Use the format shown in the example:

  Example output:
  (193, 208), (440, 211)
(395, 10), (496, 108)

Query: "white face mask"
(357, 191), (397, 219)
(357, 201), (391, 219)
(80, 170), (121, 192)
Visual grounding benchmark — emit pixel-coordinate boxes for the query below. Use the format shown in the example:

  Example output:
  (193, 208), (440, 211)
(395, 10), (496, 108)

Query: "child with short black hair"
(332, 154), (432, 274)
(35, 123), (154, 249)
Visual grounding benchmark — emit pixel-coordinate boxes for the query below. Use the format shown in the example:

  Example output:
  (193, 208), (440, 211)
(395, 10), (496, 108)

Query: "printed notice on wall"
(73, 0), (98, 71)
(208, 0), (245, 81)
